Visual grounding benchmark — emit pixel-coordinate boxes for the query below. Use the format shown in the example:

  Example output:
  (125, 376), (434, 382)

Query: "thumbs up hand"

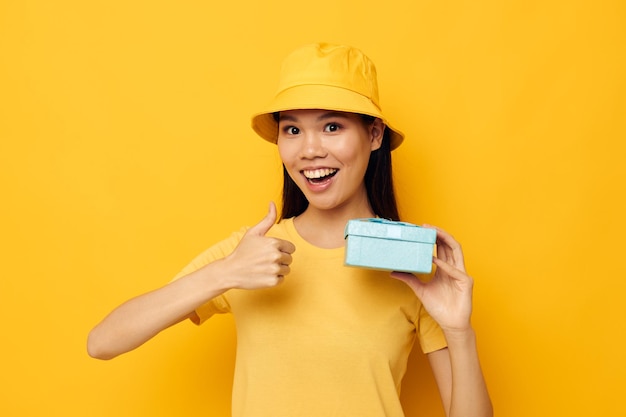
(221, 202), (296, 290)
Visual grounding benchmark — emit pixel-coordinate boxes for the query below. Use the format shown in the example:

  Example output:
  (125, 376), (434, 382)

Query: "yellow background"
(1, 0), (624, 416)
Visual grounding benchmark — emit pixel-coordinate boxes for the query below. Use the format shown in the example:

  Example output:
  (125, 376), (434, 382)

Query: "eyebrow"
(278, 111), (350, 123)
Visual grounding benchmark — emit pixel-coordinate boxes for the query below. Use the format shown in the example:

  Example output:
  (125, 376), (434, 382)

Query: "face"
(277, 109), (384, 215)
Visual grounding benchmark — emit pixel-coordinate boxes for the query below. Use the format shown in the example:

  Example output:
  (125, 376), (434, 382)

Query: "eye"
(282, 126), (300, 135)
(324, 123), (341, 133)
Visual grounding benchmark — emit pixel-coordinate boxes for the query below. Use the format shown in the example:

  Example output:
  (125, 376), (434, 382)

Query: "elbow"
(486, 400), (494, 417)
(86, 327), (117, 360)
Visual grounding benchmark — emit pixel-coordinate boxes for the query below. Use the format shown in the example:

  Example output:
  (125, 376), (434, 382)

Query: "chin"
(306, 197), (351, 213)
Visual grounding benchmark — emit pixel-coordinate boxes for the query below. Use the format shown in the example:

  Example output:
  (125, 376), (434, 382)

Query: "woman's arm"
(392, 226), (493, 417)
(87, 260), (231, 360)
(427, 334), (492, 417)
(87, 202), (295, 360)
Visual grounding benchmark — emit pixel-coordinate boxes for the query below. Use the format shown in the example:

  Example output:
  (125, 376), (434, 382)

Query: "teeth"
(303, 168), (337, 179)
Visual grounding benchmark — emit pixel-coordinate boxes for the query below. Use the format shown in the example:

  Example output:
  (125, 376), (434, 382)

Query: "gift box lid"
(344, 218), (436, 243)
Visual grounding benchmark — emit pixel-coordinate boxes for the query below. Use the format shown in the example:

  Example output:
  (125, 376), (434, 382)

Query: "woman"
(88, 43), (492, 417)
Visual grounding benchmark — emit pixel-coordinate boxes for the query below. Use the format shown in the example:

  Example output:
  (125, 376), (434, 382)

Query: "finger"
(433, 256), (468, 279)
(425, 224), (465, 269)
(390, 270), (412, 281)
(390, 271), (424, 285)
(390, 271), (427, 296)
(277, 239), (296, 255)
(278, 251), (293, 266)
(247, 202), (277, 237)
(278, 263), (291, 277)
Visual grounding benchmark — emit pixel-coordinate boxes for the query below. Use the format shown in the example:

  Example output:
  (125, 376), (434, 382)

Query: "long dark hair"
(278, 114), (400, 221)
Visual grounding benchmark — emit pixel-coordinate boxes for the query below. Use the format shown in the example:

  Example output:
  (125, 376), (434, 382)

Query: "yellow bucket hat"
(251, 43), (404, 150)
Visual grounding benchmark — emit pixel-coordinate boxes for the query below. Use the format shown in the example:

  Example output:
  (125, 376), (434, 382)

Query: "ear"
(369, 118), (385, 151)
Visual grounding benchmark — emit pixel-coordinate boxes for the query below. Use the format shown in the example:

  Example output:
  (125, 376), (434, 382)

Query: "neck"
(294, 198), (375, 249)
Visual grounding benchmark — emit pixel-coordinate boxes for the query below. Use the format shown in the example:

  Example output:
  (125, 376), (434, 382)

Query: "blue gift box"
(344, 218), (437, 274)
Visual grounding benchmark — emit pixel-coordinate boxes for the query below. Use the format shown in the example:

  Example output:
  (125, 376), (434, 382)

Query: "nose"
(300, 132), (327, 159)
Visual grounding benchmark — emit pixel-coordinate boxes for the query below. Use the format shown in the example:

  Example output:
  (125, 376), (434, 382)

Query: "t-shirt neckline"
(281, 217), (346, 257)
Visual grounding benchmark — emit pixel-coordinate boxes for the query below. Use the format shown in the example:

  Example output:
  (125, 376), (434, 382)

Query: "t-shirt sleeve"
(415, 304), (448, 354)
(170, 227), (247, 325)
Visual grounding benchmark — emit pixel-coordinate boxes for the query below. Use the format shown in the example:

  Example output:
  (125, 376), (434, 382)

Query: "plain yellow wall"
(1, 0), (625, 416)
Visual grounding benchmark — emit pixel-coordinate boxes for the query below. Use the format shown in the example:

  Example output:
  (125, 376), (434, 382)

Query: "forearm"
(87, 260), (230, 360)
(445, 328), (493, 417)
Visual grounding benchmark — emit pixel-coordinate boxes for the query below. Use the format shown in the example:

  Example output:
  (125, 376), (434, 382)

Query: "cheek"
(277, 142), (297, 169)
(336, 142), (371, 170)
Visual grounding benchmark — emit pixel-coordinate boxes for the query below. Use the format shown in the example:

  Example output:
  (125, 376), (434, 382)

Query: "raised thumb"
(247, 202), (277, 236)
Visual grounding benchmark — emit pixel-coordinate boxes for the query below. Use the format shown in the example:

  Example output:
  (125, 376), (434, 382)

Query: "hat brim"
(251, 84), (404, 150)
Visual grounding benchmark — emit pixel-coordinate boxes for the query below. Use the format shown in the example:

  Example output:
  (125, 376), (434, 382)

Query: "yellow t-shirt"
(173, 218), (447, 417)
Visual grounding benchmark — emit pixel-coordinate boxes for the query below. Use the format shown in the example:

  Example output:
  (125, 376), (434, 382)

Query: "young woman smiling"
(88, 43), (492, 417)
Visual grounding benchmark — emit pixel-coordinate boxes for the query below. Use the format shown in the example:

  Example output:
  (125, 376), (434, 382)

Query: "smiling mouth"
(302, 168), (338, 184)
